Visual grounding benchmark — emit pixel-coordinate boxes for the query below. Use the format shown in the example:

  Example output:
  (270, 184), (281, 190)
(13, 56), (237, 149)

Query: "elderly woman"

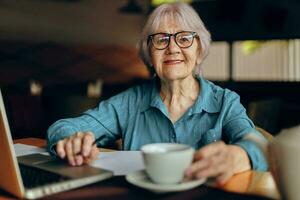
(47, 2), (267, 184)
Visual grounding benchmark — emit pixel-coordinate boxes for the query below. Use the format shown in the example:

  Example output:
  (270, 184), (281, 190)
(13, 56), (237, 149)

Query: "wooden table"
(0, 138), (281, 200)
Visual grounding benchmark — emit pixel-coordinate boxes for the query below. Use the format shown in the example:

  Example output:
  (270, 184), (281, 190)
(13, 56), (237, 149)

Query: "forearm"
(47, 111), (106, 147)
(47, 119), (79, 156)
(228, 145), (251, 174)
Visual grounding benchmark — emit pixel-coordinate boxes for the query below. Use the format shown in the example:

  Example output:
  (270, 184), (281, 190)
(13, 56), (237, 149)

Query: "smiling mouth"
(163, 60), (183, 65)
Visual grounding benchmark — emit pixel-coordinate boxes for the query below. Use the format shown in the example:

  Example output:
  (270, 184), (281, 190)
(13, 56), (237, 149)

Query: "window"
(202, 39), (300, 81)
(233, 40), (300, 81)
(201, 42), (229, 81)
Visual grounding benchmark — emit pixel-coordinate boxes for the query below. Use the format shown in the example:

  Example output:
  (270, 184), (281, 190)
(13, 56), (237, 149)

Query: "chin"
(161, 72), (191, 81)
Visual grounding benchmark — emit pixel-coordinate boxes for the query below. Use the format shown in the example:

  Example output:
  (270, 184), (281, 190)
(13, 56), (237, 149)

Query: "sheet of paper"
(91, 151), (145, 176)
(14, 143), (47, 157)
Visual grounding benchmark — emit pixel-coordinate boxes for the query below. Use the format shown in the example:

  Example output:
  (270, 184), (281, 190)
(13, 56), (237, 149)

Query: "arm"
(186, 91), (267, 184)
(46, 86), (141, 165)
(47, 101), (122, 156)
(47, 97), (126, 166)
(228, 144), (251, 173)
(222, 91), (268, 171)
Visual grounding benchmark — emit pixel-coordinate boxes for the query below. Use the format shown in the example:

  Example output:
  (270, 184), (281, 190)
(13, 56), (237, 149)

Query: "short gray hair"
(137, 2), (211, 77)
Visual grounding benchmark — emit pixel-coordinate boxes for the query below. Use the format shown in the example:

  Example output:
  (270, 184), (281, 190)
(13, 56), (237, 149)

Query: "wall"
(0, 0), (148, 46)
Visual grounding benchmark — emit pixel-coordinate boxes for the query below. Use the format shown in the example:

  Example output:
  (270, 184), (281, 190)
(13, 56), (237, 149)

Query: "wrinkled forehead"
(150, 11), (192, 34)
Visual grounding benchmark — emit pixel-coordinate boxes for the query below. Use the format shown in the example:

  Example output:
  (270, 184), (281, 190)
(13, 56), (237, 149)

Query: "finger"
(65, 139), (76, 166)
(84, 146), (99, 164)
(187, 148), (228, 178)
(194, 160), (228, 179)
(74, 155), (84, 166)
(82, 132), (95, 157)
(194, 141), (226, 160)
(186, 158), (210, 177)
(215, 171), (233, 185)
(202, 147), (233, 177)
(72, 136), (83, 155)
(90, 146), (99, 160)
(56, 140), (66, 159)
(182, 175), (194, 183)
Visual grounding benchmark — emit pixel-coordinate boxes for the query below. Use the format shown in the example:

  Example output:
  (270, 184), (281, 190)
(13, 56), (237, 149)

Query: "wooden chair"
(256, 126), (273, 141)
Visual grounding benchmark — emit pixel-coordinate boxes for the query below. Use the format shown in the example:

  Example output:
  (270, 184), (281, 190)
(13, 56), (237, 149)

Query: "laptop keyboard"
(19, 164), (70, 188)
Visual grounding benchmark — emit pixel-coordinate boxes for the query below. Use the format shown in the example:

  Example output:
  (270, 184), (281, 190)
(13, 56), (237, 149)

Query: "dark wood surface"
(0, 176), (272, 200)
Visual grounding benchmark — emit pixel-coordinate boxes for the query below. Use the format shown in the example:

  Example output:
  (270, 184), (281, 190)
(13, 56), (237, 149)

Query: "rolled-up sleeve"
(235, 133), (268, 171)
(47, 100), (123, 157)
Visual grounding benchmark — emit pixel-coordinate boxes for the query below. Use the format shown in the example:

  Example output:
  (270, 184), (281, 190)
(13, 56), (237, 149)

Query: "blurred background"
(0, 0), (300, 139)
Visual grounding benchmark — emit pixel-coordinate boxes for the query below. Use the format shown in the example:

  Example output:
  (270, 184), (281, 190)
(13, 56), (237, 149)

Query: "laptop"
(0, 89), (113, 199)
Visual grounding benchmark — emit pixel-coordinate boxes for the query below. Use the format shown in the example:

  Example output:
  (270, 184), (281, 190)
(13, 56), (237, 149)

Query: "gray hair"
(137, 2), (211, 77)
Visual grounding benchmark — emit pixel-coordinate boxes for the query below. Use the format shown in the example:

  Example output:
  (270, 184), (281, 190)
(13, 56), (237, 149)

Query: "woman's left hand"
(185, 141), (250, 185)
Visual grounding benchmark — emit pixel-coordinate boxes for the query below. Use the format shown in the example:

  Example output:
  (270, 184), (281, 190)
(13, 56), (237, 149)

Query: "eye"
(178, 35), (193, 43)
(156, 36), (169, 44)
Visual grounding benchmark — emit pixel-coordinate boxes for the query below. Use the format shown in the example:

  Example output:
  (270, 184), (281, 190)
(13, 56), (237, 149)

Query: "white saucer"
(125, 170), (206, 193)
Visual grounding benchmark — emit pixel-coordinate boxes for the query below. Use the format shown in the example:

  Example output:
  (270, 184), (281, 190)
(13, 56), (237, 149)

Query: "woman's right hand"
(55, 132), (99, 166)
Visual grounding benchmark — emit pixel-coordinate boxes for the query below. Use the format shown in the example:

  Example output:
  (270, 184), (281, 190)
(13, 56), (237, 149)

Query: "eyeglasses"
(147, 31), (198, 50)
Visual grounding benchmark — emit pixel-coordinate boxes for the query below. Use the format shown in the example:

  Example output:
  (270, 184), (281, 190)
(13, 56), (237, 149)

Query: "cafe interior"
(1, 0), (300, 199)
(0, 0), (300, 141)
(0, 0), (300, 140)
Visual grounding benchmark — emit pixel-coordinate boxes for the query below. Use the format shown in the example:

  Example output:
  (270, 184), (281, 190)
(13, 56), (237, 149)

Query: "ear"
(196, 56), (202, 65)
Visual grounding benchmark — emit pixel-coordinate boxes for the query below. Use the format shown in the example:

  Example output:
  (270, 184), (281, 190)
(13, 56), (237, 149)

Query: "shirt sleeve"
(222, 90), (268, 171)
(46, 87), (137, 156)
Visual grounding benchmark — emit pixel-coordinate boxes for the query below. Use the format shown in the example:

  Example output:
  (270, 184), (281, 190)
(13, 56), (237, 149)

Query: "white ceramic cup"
(141, 143), (194, 184)
(268, 127), (300, 200)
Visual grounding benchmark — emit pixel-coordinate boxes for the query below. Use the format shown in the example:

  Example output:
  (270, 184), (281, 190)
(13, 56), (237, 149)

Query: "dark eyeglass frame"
(147, 31), (198, 50)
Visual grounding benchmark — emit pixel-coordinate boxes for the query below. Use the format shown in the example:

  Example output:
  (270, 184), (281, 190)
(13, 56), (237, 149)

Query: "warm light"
(87, 79), (103, 98)
(242, 40), (262, 55)
(151, 0), (192, 6)
(30, 80), (43, 96)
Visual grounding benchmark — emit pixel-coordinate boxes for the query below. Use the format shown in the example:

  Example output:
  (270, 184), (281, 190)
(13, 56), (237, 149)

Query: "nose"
(166, 36), (180, 54)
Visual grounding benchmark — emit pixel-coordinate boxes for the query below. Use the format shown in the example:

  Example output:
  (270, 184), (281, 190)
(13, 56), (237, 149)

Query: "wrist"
(228, 145), (251, 174)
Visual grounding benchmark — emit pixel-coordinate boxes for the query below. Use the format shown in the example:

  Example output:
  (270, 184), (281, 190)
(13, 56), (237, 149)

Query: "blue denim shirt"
(47, 77), (268, 171)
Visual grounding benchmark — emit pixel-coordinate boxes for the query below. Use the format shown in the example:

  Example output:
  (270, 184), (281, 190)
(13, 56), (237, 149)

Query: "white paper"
(14, 143), (47, 157)
(91, 151), (145, 176)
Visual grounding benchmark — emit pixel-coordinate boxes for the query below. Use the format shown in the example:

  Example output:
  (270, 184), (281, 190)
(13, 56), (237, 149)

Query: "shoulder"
(201, 78), (239, 103)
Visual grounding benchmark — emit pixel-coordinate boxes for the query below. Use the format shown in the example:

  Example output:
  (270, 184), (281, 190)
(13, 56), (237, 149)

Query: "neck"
(160, 76), (200, 103)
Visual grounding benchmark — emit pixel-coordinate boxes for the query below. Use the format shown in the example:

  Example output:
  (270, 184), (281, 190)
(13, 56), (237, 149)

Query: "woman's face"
(149, 18), (201, 82)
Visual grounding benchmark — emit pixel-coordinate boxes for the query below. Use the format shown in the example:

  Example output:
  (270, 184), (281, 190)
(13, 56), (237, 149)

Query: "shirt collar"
(191, 76), (222, 114)
(140, 78), (166, 113)
(140, 76), (222, 114)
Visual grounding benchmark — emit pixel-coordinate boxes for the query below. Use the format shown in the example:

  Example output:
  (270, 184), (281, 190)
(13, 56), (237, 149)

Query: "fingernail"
(185, 169), (192, 176)
(83, 151), (88, 157)
(58, 153), (63, 158)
